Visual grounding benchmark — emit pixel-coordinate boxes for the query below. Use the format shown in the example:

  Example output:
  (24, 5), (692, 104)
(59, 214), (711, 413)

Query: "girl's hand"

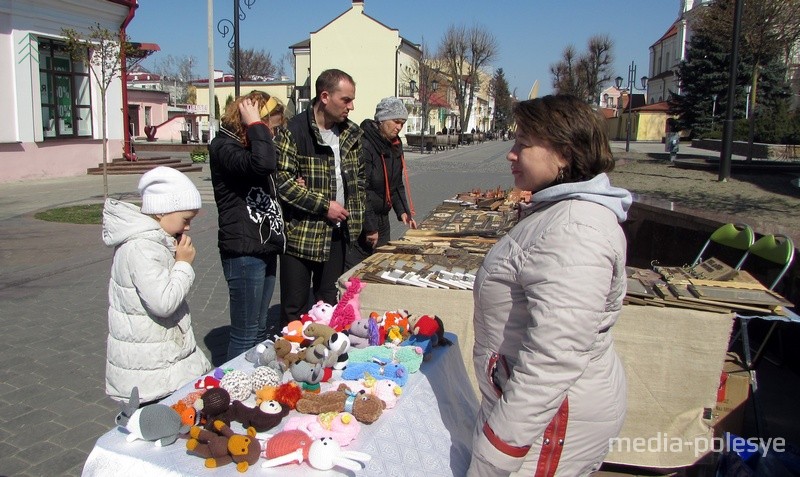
(175, 234), (196, 265)
(239, 98), (262, 125)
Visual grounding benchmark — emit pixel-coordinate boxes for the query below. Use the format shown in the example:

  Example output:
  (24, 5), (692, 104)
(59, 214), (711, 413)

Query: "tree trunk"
(101, 94), (108, 197)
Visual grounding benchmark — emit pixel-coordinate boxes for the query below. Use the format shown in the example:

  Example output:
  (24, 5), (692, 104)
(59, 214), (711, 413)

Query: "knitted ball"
(251, 366), (282, 392)
(220, 370), (251, 401)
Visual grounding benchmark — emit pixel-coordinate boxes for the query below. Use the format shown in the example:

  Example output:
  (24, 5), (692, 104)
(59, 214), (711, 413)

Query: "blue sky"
(128, 0), (679, 99)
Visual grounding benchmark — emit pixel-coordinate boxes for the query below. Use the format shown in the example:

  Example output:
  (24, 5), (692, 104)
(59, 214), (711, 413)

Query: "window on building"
(39, 37), (93, 139)
(144, 106), (152, 127)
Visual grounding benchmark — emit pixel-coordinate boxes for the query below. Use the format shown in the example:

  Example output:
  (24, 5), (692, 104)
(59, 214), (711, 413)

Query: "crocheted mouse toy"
(295, 383), (385, 424)
(186, 420), (261, 472)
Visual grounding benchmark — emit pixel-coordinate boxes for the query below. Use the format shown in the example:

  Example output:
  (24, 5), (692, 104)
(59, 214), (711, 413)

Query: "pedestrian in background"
(102, 166), (211, 403)
(469, 95), (631, 476)
(209, 90), (286, 361)
(345, 96), (416, 269)
(275, 69), (369, 322)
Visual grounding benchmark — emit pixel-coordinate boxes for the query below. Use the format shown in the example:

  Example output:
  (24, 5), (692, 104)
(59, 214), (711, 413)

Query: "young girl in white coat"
(102, 166), (212, 403)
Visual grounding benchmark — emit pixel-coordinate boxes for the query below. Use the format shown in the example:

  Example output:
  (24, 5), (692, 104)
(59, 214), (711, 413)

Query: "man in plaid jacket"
(275, 69), (371, 324)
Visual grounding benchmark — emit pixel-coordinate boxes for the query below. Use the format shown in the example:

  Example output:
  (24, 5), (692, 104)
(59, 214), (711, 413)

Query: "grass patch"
(34, 203), (104, 224)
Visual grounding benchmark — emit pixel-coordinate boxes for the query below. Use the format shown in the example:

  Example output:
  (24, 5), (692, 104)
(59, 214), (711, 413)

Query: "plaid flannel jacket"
(275, 108), (365, 262)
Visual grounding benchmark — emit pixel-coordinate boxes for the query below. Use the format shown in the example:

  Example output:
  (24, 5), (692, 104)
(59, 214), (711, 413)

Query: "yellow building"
(289, 0), (422, 126)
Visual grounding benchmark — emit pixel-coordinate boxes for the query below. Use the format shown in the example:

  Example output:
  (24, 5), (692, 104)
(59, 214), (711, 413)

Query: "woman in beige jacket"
(469, 95), (632, 476)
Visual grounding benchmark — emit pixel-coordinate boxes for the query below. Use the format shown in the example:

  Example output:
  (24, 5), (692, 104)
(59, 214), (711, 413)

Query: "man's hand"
(366, 231), (379, 247)
(175, 234), (196, 265)
(326, 201), (349, 224)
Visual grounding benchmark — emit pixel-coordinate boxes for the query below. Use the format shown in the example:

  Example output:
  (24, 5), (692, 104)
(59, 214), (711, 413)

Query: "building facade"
(288, 0), (422, 129)
(0, 0), (136, 182)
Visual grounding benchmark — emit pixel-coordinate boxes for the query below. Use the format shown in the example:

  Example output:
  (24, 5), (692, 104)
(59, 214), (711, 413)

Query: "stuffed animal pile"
(119, 278), (458, 472)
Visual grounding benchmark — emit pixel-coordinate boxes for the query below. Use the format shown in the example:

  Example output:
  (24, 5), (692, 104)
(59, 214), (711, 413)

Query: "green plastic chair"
(732, 233), (795, 436)
(737, 233), (795, 290)
(692, 223), (755, 267)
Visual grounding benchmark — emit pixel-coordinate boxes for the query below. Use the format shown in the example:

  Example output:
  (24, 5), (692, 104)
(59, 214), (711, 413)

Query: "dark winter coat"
(209, 122), (286, 258)
(359, 119), (412, 232)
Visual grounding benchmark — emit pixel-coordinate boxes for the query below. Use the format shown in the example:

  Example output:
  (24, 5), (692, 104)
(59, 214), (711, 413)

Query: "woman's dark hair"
(513, 94), (614, 182)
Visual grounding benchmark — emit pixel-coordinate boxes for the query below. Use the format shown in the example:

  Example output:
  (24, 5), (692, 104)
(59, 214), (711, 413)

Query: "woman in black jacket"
(209, 91), (286, 360)
(345, 96), (417, 269)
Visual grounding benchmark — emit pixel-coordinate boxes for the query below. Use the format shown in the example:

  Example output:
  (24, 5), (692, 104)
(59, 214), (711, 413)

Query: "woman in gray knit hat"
(345, 96), (417, 268)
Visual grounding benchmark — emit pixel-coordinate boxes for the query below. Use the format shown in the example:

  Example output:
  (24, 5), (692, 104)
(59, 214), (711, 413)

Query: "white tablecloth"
(82, 333), (478, 476)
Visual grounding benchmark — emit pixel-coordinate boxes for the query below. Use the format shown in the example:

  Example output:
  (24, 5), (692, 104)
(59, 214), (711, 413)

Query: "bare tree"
(438, 24), (498, 132)
(580, 35), (614, 104)
(550, 45), (586, 99)
(152, 54), (196, 104)
(550, 35), (613, 103)
(229, 47), (277, 80)
(62, 23), (133, 197)
(278, 51), (294, 78)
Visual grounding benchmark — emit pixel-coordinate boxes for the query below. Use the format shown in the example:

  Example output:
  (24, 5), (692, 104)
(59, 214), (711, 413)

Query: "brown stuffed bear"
(186, 420), (261, 472)
(295, 383), (385, 424)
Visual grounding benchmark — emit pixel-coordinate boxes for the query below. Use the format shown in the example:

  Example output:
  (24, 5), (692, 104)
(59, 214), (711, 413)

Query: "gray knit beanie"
(374, 97), (408, 122)
(138, 166), (202, 214)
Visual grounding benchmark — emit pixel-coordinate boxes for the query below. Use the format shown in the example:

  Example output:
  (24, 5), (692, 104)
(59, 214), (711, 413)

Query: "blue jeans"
(222, 254), (278, 361)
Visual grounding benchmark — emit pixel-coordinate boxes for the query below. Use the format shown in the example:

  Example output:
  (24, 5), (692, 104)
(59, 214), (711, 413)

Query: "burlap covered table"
(340, 266), (735, 469)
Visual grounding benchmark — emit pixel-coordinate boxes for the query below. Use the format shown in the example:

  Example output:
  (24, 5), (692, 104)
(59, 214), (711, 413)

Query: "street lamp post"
(615, 61), (648, 152)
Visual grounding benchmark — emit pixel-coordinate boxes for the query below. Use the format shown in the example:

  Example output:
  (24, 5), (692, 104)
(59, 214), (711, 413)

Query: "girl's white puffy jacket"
(469, 174), (631, 477)
(102, 199), (211, 403)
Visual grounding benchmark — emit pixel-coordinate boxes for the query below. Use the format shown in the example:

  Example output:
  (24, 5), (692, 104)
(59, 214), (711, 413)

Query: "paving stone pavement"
(0, 141), (796, 477)
(0, 144), (515, 477)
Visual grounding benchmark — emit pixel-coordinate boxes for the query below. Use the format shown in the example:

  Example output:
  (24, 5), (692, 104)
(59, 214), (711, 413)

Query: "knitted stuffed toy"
(402, 314), (453, 360)
(346, 316), (380, 349)
(295, 384), (385, 424)
(329, 277), (365, 332)
(324, 376), (403, 409)
(261, 429), (371, 471)
(115, 387), (188, 447)
(301, 300), (335, 327)
(255, 381), (303, 410)
(282, 411), (362, 446)
(341, 360), (408, 387)
(347, 345), (424, 373)
(227, 400), (290, 432)
(186, 420), (261, 472)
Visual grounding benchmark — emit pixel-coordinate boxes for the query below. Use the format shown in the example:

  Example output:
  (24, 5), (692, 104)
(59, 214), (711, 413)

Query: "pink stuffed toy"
(301, 301), (335, 327)
(329, 277), (365, 332)
(282, 412), (361, 446)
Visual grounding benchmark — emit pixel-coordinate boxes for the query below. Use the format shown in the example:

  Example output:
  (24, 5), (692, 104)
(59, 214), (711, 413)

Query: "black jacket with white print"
(209, 122), (286, 258)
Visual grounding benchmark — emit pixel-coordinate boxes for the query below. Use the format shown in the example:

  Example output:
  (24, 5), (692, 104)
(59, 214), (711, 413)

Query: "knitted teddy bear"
(295, 383), (385, 424)
(227, 400), (290, 432)
(186, 420), (261, 472)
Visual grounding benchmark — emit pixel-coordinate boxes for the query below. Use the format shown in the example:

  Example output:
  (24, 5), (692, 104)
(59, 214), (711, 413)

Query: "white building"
(0, 0), (136, 182)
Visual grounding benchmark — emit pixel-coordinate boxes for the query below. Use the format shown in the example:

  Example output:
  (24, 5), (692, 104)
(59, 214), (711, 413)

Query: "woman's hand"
(401, 213), (417, 229)
(239, 98), (262, 125)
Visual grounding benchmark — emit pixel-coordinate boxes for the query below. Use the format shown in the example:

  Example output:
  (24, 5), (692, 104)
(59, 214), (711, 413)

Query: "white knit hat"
(374, 97), (408, 122)
(138, 166), (202, 214)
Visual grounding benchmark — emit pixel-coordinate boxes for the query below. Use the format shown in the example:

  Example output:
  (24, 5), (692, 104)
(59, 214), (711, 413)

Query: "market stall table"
(82, 333), (478, 477)
(339, 264), (738, 469)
